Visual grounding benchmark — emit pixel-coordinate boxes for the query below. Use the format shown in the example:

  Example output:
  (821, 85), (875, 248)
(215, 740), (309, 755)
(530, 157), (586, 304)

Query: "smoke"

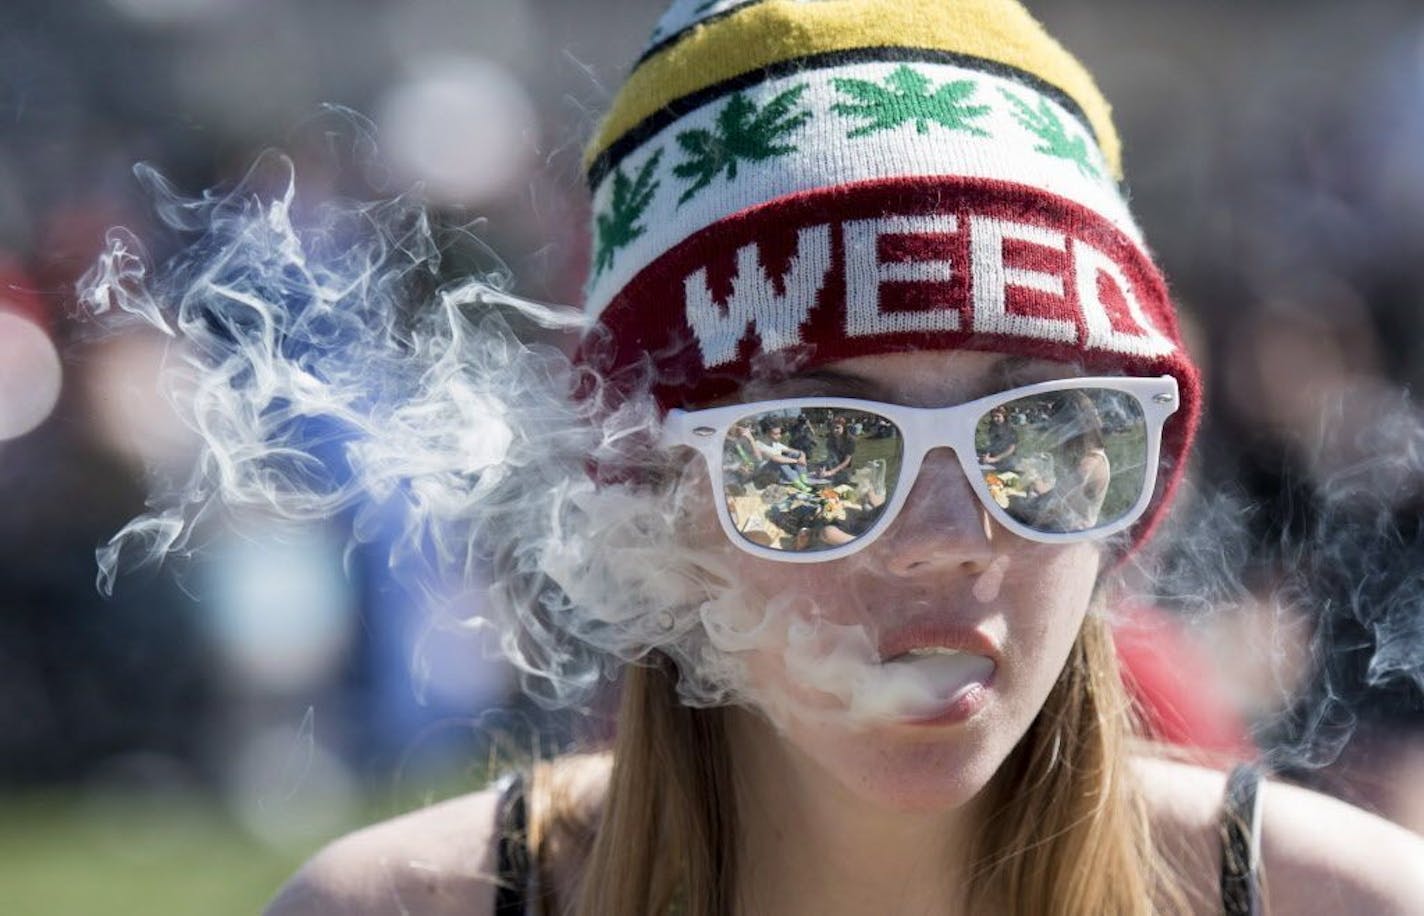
(1264, 390), (1424, 770)
(1137, 386), (1424, 771)
(77, 150), (1424, 759)
(72, 152), (620, 705)
(77, 142), (1026, 734)
(73, 150), (823, 718)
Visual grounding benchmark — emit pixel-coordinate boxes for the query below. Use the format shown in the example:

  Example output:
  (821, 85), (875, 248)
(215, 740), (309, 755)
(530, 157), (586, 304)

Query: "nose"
(876, 447), (995, 577)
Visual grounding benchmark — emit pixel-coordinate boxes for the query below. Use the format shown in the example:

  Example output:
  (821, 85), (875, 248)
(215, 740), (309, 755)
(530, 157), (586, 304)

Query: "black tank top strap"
(1220, 762), (1265, 916)
(494, 771), (535, 916)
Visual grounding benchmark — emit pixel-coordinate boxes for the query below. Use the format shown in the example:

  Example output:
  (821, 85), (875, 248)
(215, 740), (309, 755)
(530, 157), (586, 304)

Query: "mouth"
(866, 625), (1000, 724)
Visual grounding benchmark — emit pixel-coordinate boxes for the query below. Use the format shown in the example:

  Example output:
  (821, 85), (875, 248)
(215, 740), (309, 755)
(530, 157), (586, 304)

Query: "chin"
(792, 712), (1021, 814)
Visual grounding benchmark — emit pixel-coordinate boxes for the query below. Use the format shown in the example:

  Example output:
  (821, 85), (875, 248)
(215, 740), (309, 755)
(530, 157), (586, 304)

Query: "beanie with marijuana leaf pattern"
(580, 0), (1201, 548)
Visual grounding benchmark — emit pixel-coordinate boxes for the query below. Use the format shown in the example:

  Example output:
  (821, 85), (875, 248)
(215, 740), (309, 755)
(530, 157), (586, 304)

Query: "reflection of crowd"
(981, 393), (1112, 533)
(724, 413), (890, 550)
(726, 394), (1120, 547)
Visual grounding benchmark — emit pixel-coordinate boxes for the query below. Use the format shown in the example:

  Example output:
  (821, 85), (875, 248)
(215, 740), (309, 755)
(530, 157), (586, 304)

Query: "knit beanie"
(580, 0), (1201, 546)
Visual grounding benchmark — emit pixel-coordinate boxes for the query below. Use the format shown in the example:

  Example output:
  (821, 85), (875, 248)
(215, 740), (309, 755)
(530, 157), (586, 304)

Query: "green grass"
(0, 779), (490, 916)
(0, 794), (315, 916)
(847, 435), (900, 471)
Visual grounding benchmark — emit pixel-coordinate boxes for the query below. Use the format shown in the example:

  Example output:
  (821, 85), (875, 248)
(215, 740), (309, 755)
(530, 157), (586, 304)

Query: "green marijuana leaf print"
(672, 85), (811, 205)
(1000, 89), (1100, 178)
(832, 66), (991, 138)
(594, 149), (663, 276)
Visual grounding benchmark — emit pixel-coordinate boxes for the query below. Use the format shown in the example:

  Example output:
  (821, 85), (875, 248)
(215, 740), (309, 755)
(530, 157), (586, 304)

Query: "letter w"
(684, 225), (832, 368)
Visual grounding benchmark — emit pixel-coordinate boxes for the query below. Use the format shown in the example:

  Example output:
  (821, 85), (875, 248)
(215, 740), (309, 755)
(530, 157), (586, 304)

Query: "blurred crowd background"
(2, 1), (1423, 913)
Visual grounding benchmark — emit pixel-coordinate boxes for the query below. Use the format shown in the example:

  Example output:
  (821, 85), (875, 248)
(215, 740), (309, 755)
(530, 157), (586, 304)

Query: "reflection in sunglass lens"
(722, 407), (903, 552)
(974, 389), (1148, 534)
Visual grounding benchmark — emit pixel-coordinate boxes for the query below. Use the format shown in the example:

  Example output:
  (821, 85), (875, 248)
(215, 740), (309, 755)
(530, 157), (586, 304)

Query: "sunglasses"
(660, 375), (1180, 562)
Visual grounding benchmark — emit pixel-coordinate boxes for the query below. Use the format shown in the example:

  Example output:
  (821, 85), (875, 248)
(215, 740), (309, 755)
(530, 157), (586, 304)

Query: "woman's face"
(689, 349), (1102, 813)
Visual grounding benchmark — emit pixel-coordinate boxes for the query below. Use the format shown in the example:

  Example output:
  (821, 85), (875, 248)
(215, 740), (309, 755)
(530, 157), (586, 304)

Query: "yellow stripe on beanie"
(585, 0), (1123, 180)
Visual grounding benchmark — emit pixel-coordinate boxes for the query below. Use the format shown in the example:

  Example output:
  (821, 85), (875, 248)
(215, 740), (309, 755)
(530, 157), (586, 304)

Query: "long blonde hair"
(535, 613), (1188, 915)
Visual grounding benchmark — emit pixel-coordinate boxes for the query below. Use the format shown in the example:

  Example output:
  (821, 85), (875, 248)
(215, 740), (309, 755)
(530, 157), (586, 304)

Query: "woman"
(1006, 390), (1116, 534)
(977, 406), (1019, 471)
(1054, 391), (1112, 530)
(817, 415), (857, 487)
(267, 1), (1424, 914)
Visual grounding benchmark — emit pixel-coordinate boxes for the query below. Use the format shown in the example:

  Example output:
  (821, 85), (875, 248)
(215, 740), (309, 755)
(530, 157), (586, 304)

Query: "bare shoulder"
(262, 787), (504, 916)
(262, 753), (614, 916)
(1133, 754), (1234, 914)
(1134, 754), (1424, 915)
(1254, 772), (1424, 914)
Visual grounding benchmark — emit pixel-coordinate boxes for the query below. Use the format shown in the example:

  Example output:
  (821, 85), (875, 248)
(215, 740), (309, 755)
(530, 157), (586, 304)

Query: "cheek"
(1017, 542), (1098, 629)
(675, 457), (840, 604)
(671, 462), (843, 688)
(674, 457), (731, 551)
(997, 541), (1099, 691)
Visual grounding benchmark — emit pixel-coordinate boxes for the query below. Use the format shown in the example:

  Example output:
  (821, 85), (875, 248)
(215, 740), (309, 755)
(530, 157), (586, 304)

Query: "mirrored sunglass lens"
(722, 407), (903, 552)
(974, 388), (1148, 534)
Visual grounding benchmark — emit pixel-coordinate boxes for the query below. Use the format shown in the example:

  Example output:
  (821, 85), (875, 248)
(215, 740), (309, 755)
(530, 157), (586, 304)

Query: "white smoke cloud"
(76, 147), (1424, 756)
(74, 151), (771, 713)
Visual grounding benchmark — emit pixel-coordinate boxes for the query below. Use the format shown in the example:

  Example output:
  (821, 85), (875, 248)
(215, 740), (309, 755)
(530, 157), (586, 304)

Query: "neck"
(726, 707), (984, 916)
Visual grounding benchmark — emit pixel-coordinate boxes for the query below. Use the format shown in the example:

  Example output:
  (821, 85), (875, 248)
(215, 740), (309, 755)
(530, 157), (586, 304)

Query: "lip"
(901, 671), (996, 727)
(876, 621), (1002, 664)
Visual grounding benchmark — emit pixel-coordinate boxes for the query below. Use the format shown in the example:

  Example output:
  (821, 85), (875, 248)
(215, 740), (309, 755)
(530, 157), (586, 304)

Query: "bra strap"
(495, 772), (533, 916)
(1220, 763), (1265, 916)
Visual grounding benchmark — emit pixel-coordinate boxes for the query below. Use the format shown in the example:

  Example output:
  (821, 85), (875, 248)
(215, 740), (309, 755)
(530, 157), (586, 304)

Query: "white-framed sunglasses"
(660, 375), (1180, 562)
